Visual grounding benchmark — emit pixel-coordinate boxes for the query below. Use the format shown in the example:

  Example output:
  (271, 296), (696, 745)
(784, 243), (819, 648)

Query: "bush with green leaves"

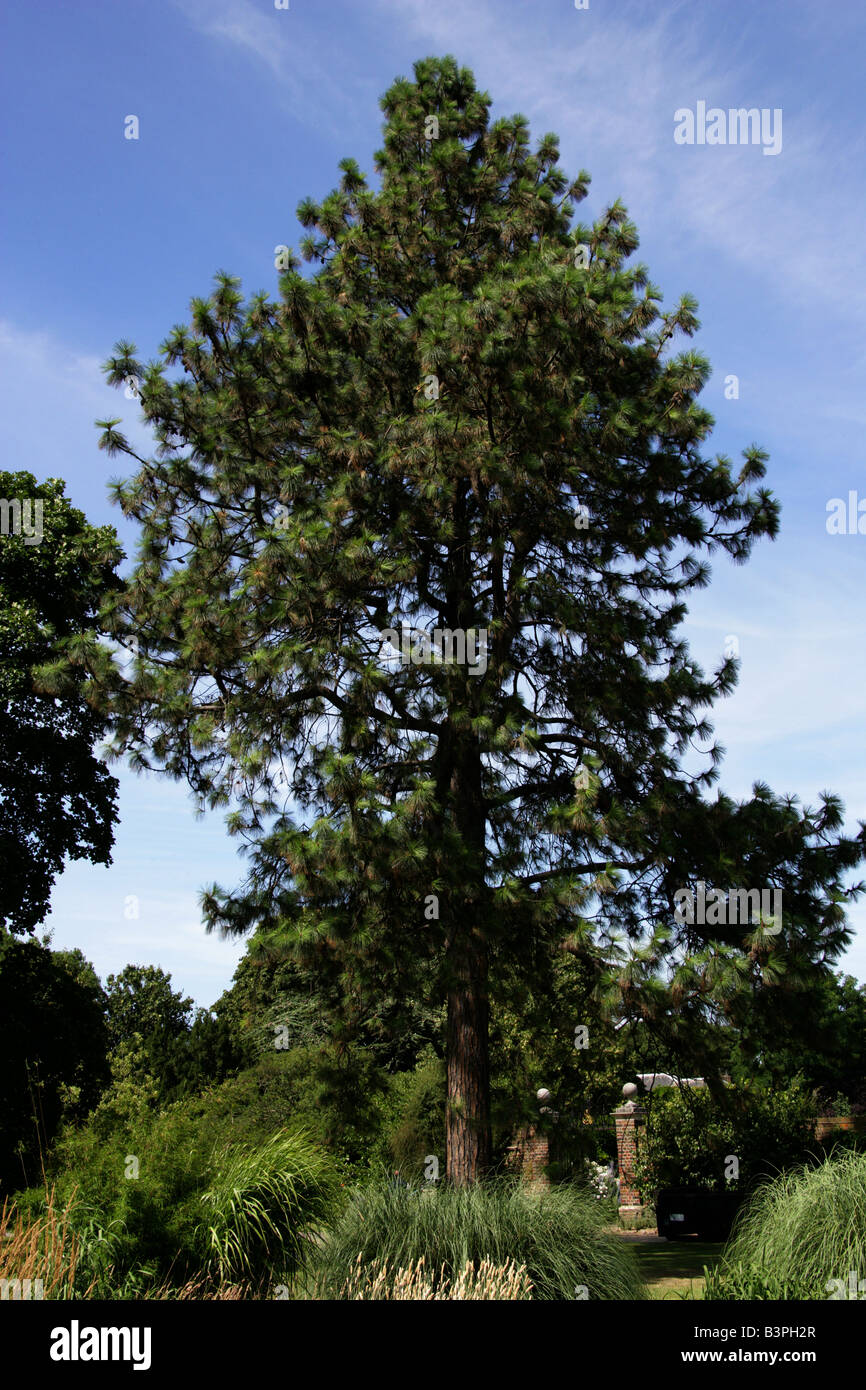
(308, 1177), (646, 1301)
(704, 1148), (866, 1300)
(633, 1079), (818, 1196)
(48, 1061), (341, 1295)
(51, 1091), (228, 1291)
(370, 1047), (446, 1179)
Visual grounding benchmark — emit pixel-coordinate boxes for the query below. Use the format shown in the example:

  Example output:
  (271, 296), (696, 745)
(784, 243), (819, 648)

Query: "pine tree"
(47, 57), (865, 1182)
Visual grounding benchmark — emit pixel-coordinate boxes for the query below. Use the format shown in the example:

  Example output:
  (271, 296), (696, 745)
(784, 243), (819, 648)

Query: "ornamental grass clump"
(309, 1176), (646, 1301)
(196, 1129), (339, 1288)
(704, 1148), (866, 1300)
(0, 1188), (89, 1300)
(341, 1252), (532, 1300)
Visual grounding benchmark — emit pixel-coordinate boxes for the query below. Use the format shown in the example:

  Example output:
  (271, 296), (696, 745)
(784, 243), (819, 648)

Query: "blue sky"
(1, 0), (864, 1008)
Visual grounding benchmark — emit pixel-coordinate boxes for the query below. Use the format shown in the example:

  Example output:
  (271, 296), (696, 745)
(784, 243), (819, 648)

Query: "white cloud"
(171, 0), (373, 137)
(0, 319), (155, 496)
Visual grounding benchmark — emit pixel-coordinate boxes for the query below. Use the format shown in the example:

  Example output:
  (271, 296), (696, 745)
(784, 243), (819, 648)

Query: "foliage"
(0, 933), (110, 1194)
(166, 1005), (247, 1100)
(374, 1046), (446, 1178)
(99, 963), (248, 1105)
(231, 1045), (382, 1166)
(725, 972), (866, 1112)
(102, 963), (241, 1103)
(704, 1149), (866, 1300)
(206, 1046), (389, 1169)
(0, 471), (121, 934)
(50, 1071), (340, 1296)
(78, 1034), (161, 1141)
(489, 951), (623, 1143)
(48, 1041), (380, 1281)
(105, 963), (193, 1052)
(633, 1079), (818, 1196)
(215, 934), (443, 1074)
(702, 1261), (819, 1301)
(308, 1176), (646, 1301)
(50, 1081), (219, 1291)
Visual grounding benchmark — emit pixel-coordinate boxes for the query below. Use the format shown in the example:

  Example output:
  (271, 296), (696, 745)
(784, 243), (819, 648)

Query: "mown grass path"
(612, 1231), (725, 1301)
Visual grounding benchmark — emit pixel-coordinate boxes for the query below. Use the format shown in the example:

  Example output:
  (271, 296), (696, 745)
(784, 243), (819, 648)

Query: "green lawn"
(622, 1236), (726, 1301)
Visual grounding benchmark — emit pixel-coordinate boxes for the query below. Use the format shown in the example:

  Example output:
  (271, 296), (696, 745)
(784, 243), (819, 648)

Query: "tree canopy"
(0, 471), (121, 934)
(0, 933), (110, 1192)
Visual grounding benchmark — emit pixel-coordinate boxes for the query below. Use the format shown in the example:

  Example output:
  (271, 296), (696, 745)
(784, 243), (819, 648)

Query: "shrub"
(372, 1047), (446, 1179)
(187, 1046), (388, 1172)
(50, 1084), (222, 1291)
(634, 1079), (818, 1196)
(49, 1084), (339, 1295)
(704, 1148), (866, 1300)
(308, 1176), (646, 1301)
(0, 936), (111, 1194)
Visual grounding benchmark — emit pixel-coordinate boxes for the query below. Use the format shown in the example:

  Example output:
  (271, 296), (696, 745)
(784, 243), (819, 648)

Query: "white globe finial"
(537, 1087), (552, 1105)
(622, 1082), (638, 1101)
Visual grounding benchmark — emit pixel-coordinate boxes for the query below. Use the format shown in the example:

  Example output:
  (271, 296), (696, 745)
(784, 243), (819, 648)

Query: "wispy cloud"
(171, 0), (375, 137)
(0, 320), (156, 529)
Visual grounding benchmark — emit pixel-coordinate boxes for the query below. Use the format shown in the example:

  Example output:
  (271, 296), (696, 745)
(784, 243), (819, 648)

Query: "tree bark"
(442, 725), (492, 1185)
(446, 929), (492, 1184)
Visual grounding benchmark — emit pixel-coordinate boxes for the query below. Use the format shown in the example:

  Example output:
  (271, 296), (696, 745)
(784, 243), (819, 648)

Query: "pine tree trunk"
(439, 643), (492, 1185)
(445, 930), (492, 1185)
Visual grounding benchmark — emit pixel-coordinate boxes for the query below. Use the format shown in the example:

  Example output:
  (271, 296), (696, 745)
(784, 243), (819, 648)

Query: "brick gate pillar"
(506, 1125), (550, 1187)
(613, 1082), (646, 1214)
(506, 1088), (555, 1188)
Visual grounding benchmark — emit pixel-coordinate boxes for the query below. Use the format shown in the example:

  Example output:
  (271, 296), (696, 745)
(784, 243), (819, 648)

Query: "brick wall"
(506, 1125), (550, 1187)
(814, 1115), (865, 1142)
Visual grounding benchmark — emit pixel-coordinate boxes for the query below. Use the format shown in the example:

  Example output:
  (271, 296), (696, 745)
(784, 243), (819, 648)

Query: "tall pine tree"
(44, 57), (865, 1182)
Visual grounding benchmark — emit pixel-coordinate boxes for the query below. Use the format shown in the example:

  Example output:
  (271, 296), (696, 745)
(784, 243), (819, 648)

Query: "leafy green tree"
(105, 963), (193, 1048)
(104, 964), (194, 1094)
(726, 971), (866, 1108)
(0, 471), (121, 934)
(165, 1006), (247, 1099)
(43, 57), (866, 1182)
(379, 1046), (446, 1178)
(104, 964), (249, 1102)
(0, 932), (110, 1192)
(77, 1032), (161, 1143)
